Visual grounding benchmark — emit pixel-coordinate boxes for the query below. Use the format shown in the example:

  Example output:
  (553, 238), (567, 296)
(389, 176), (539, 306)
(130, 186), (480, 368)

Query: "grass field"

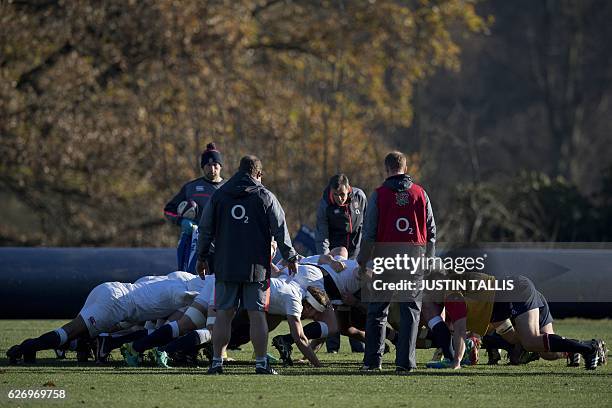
(1, 319), (611, 407)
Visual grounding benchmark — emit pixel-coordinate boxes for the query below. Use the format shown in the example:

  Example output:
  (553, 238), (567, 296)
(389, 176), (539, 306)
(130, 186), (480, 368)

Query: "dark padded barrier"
(0, 247), (177, 319)
(0, 247), (610, 319)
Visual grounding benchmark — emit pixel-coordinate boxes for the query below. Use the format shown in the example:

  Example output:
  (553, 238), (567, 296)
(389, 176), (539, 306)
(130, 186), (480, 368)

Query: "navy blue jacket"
(315, 185), (367, 258)
(197, 172), (297, 282)
(164, 177), (224, 224)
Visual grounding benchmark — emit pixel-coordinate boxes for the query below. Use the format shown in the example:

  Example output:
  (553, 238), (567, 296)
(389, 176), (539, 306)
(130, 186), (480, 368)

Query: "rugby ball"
(177, 200), (198, 220)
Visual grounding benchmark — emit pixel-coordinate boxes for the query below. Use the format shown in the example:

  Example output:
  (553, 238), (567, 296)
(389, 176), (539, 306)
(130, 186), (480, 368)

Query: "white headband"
(305, 291), (326, 312)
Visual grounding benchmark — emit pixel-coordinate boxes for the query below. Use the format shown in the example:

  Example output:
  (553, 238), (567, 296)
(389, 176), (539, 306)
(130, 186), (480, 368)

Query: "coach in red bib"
(357, 151), (436, 373)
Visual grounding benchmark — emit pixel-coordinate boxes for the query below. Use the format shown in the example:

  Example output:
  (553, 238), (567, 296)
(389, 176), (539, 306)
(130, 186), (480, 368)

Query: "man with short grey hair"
(358, 151), (436, 374)
(197, 155), (298, 375)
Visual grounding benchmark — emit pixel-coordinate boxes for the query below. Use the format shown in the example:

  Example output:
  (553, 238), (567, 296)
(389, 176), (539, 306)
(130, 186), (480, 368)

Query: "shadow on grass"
(4, 368), (612, 377)
(2, 358), (611, 377)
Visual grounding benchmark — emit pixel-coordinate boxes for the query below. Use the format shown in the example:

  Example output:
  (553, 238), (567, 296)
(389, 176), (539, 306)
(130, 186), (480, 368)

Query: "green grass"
(1, 319), (611, 407)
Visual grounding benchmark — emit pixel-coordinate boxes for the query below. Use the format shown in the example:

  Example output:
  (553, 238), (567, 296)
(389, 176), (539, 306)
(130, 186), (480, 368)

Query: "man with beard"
(164, 142), (225, 273)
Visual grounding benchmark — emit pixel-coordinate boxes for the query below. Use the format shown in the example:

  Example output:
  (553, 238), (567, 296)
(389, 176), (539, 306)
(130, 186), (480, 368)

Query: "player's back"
(296, 256), (360, 295)
(123, 275), (201, 322)
(133, 270), (195, 284)
(267, 278), (304, 317)
(326, 258), (360, 295)
(280, 263), (324, 291)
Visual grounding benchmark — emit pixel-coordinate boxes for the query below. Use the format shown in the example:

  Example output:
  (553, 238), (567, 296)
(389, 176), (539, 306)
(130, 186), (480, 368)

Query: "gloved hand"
(180, 218), (196, 234)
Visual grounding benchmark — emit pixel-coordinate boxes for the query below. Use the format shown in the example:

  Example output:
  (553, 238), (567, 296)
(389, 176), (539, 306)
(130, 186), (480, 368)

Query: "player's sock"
(211, 356), (223, 368)
(56, 338), (75, 352)
(255, 356), (267, 368)
(21, 329), (68, 353)
(67, 339), (78, 351)
(305, 321), (328, 339)
(280, 333), (294, 345)
(544, 334), (593, 354)
(107, 329), (149, 350)
(162, 332), (199, 354)
(428, 317), (454, 360)
(482, 333), (514, 352)
(279, 321), (328, 345)
(162, 329), (211, 354)
(133, 322), (179, 353)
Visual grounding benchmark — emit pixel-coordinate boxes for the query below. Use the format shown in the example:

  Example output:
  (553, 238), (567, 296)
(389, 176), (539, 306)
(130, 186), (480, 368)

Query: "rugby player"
(272, 250), (398, 364)
(226, 278), (337, 368)
(6, 272), (205, 364)
(100, 275), (216, 367)
(429, 272), (607, 370)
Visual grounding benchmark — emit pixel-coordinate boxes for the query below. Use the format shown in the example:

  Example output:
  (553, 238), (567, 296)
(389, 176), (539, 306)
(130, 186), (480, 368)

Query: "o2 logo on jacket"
(395, 217), (414, 234)
(231, 205), (249, 224)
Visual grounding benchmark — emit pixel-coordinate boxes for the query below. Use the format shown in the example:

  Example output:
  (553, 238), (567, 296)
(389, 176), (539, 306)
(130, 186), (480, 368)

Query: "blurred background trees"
(0, 0), (610, 246)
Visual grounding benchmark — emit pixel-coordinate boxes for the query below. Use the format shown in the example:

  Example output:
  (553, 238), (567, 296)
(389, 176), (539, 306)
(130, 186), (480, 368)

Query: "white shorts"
(79, 282), (129, 336)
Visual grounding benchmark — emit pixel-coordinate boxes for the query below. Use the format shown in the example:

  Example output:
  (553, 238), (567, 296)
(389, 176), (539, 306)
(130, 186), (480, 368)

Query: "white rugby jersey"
(133, 275), (165, 284)
(297, 255), (361, 295)
(267, 278), (304, 318)
(134, 271), (196, 285)
(122, 274), (204, 322)
(280, 263), (324, 291)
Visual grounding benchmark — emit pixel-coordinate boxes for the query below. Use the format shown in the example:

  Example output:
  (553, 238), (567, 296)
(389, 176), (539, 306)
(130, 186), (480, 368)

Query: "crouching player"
(489, 275), (606, 369)
(431, 272), (607, 370)
(273, 249), (397, 363)
(6, 272), (205, 364)
(226, 278), (337, 369)
(118, 274), (216, 367)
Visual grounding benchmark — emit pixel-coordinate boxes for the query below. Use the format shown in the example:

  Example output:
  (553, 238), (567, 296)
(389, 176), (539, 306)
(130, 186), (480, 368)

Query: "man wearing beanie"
(196, 155), (298, 375)
(164, 142), (225, 272)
